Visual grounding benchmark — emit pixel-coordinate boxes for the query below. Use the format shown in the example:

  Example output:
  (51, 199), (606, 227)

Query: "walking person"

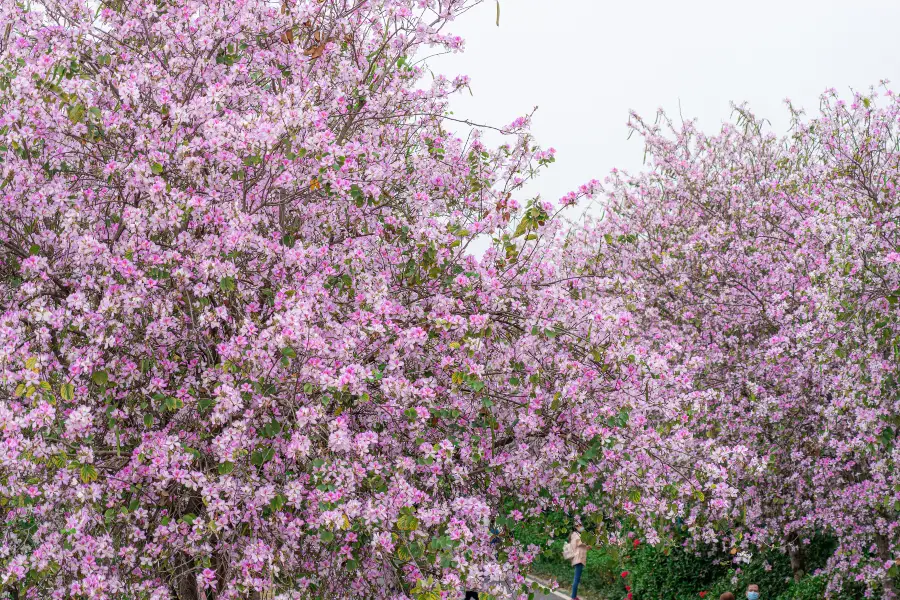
(720, 593), (736, 600)
(562, 528), (591, 600)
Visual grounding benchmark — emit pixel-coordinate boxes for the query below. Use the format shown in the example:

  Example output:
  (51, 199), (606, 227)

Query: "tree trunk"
(876, 531), (897, 599)
(786, 531), (806, 583)
(175, 572), (200, 600)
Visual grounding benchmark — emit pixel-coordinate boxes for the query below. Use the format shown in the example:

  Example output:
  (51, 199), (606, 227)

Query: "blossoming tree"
(5, 0), (898, 596)
(0, 0), (652, 598)
(578, 91), (900, 597)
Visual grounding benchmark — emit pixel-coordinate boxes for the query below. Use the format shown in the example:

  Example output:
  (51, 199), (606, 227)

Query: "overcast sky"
(432, 0), (900, 213)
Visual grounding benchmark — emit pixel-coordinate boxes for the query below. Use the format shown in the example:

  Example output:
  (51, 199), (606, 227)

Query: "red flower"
(627, 593), (633, 600)
(621, 571), (629, 578)
(700, 592), (707, 598)
(626, 585), (631, 592)
(633, 539), (641, 548)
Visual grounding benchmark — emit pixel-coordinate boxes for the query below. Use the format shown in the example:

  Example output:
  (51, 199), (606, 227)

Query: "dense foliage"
(566, 91), (900, 597)
(3, 0), (900, 597)
(0, 0), (627, 598)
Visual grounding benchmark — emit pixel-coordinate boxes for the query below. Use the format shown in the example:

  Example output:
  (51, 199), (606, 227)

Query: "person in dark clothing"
(464, 593), (479, 600)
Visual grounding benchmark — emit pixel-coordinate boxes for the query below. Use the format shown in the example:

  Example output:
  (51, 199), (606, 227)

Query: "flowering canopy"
(578, 91), (900, 597)
(3, 0), (898, 596)
(0, 0), (639, 598)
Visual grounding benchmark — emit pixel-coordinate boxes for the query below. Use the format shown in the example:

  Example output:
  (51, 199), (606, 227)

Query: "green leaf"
(68, 103), (85, 123)
(181, 513), (196, 525)
(320, 530), (335, 543)
(218, 461), (235, 475)
(150, 163), (163, 175)
(397, 514), (419, 531)
(79, 464), (98, 483)
(219, 276), (236, 292)
(251, 447), (274, 466)
(269, 493), (286, 512)
(60, 383), (75, 401)
(143, 414), (153, 428)
(91, 370), (108, 386)
(281, 347), (297, 358)
(164, 396), (183, 411)
(261, 420), (282, 438)
(408, 541), (423, 557)
(467, 379), (485, 392)
(198, 398), (215, 411)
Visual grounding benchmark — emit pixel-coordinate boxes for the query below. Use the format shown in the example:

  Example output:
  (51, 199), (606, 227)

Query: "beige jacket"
(567, 531), (589, 566)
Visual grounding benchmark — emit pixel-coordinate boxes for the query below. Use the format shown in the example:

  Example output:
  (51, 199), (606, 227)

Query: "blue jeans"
(571, 562), (584, 598)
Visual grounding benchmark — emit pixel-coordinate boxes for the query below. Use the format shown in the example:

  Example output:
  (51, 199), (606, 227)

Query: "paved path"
(531, 587), (567, 600)
(526, 578), (569, 600)
(477, 577), (568, 600)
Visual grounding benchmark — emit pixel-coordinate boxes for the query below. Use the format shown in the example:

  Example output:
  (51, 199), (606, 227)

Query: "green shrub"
(510, 511), (858, 600)
(627, 536), (861, 600)
(702, 548), (794, 600)
(628, 544), (732, 600)
(774, 575), (827, 600)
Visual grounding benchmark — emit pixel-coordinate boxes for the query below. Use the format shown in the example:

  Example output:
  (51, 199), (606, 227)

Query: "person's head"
(746, 584), (759, 600)
(720, 593), (735, 600)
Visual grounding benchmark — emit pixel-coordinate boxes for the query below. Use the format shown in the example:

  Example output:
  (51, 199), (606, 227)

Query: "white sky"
(432, 0), (900, 214)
